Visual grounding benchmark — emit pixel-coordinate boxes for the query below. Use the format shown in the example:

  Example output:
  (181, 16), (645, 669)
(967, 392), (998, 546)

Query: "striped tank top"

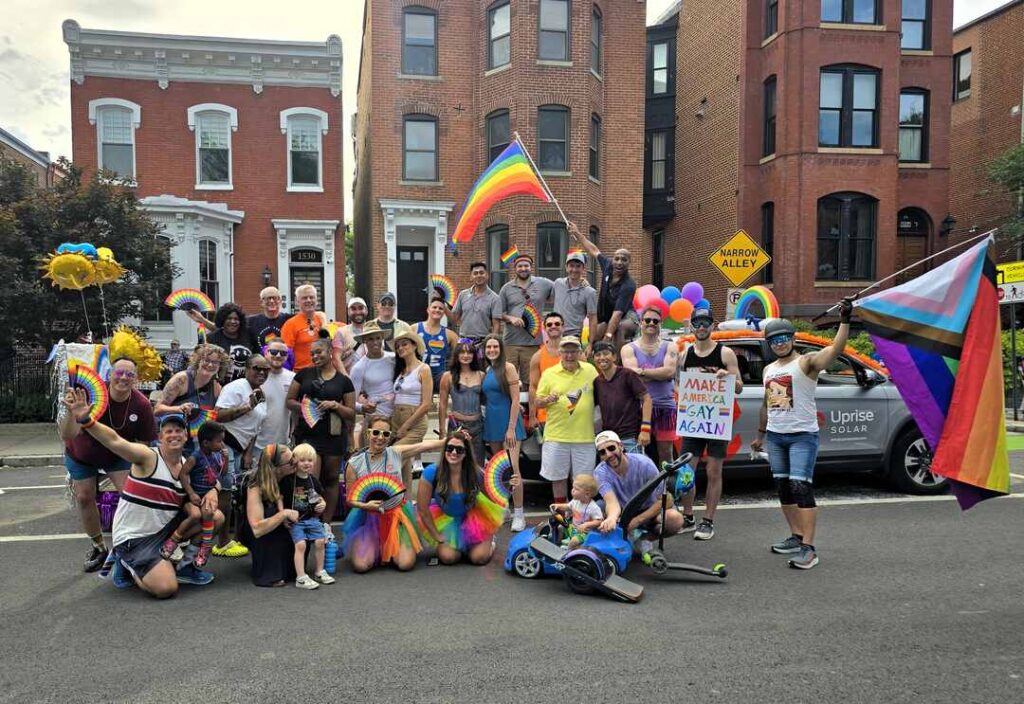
(112, 449), (186, 546)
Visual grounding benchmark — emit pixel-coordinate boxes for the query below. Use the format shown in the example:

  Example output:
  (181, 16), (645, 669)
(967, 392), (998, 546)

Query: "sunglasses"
(598, 445), (618, 457)
(444, 444), (466, 455)
(768, 334), (794, 345)
(111, 370), (137, 379)
(545, 321), (563, 328)
(380, 300), (395, 306)
(251, 366), (271, 373)
(642, 317), (662, 325)
(267, 349), (288, 357)
(692, 320), (713, 329)
(369, 429), (393, 439)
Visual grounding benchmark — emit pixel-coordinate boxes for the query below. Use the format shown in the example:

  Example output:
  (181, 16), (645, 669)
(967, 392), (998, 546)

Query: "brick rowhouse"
(645, 0), (953, 320)
(352, 0), (646, 323)
(63, 20), (345, 347)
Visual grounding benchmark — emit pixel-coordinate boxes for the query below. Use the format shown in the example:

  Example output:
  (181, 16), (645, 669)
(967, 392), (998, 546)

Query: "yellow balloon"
(42, 252), (96, 291)
(97, 247), (114, 260)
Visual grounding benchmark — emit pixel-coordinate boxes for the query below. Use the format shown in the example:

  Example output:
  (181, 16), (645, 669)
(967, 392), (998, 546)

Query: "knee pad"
(775, 478), (794, 505)
(789, 480), (816, 509)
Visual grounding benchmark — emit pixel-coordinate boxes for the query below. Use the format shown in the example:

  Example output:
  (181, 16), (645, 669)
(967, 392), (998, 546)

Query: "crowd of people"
(60, 223), (855, 598)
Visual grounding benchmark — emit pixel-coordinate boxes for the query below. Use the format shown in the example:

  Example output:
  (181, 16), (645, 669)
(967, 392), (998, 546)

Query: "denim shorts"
(765, 431), (820, 483)
(223, 445), (249, 491)
(64, 454), (131, 482)
(290, 517), (325, 544)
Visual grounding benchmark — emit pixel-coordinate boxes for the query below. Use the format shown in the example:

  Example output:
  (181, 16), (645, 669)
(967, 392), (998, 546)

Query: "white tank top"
(112, 449), (186, 545)
(763, 357), (819, 434)
(393, 363), (425, 406)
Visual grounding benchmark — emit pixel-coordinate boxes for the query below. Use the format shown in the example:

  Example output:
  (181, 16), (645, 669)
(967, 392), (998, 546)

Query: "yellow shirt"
(536, 362), (599, 443)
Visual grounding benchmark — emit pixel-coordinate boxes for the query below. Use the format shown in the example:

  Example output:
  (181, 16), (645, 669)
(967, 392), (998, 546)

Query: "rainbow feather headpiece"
(734, 285), (780, 319)
(164, 288), (215, 313)
(347, 471), (405, 503)
(429, 274), (456, 307)
(522, 303), (542, 338)
(68, 363), (109, 423)
(300, 397), (323, 428)
(482, 450), (513, 508)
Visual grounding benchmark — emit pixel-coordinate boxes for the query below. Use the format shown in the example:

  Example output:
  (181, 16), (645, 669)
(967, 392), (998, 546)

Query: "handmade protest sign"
(676, 371), (736, 441)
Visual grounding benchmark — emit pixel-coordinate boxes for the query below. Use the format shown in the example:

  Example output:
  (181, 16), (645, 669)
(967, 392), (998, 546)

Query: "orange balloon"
(670, 298), (694, 323)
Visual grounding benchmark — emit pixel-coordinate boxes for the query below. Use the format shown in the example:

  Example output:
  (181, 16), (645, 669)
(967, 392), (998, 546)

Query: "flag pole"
(813, 228), (999, 320)
(513, 131), (570, 227)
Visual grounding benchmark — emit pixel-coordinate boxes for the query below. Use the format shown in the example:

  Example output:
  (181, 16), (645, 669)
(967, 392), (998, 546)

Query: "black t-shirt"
(248, 313), (291, 348)
(279, 473), (325, 519)
(597, 253), (637, 323)
(293, 367), (354, 444)
(207, 329), (258, 382)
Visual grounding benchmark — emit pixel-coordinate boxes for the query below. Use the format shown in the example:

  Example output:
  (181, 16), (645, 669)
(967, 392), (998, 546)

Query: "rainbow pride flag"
(854, 236), (1009, 509)
(450, 141), (551, 248)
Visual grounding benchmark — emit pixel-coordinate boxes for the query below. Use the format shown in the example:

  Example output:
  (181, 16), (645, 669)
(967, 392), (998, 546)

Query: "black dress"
(239, 496), (296, 587)
(292, 367), (354, 456)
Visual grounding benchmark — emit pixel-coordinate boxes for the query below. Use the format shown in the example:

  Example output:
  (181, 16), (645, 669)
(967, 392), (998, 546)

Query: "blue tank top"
(417, 323), (450, 378)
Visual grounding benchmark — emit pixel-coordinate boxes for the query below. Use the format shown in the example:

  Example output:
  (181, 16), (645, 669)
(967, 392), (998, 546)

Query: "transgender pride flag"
(854, 236), (1009, 509)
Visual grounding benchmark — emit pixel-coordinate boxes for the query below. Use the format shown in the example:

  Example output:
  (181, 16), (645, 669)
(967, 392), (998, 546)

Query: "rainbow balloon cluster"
(41, 243), (124, 291)
(483, 451), (513, 508)
(633, 281), (712, 330)
(734, 285), (780, 319)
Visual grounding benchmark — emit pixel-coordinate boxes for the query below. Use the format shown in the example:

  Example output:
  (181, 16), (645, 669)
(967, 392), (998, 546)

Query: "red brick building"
(645, 0), (954, 319)
(352, 0), (646, 323)
(63, 20), (345, 347)
(0, 127), (59, 188)
(950, 0), (1024, 252)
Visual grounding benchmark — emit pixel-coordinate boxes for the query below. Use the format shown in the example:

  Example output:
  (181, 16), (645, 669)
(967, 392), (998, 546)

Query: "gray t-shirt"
(499, 276), (555, 346)
(452, 287), (501, 339)
(552, 277), (597, 337)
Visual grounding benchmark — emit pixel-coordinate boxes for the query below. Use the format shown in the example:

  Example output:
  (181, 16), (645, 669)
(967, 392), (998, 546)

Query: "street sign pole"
(1014, 302), (1019, 422)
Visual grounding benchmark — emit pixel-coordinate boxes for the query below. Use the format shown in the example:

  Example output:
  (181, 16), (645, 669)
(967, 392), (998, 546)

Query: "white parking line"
(1010, 473), (1024, 480)
(0, 485), (66, 491)
(0, 534), (86, 543)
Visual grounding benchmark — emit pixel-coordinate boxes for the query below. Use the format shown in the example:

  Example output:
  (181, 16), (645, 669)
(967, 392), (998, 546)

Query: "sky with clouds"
(0, 0), (1010, 217)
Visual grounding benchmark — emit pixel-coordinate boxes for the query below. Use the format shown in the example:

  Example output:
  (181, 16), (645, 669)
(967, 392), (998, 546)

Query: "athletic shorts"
(540, 441), (595, 481)
(113, 515), (182, 581)
(651, 406), (678, 442)
(64, 454), (130, 482)
(680, 436), (728, 461)
(765, 431), (819, 483)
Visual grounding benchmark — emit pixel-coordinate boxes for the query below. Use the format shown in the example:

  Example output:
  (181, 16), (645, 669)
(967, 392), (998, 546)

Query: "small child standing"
(161, 421), (227, 567)
(279, 443), (335, 589)
(550, 474), (603, 549)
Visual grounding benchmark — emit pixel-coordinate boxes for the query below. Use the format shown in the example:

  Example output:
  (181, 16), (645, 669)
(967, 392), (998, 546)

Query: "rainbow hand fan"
(188, 408), (218, 438)
(522, 303), (541, 338)
(483, 450), (513, 508)
(347, 471), (405, 504)
(300, 396), (323, 428)
(68, 363), (109, 423)
(164, 288), (215, 313)
(429, 274), (456, 307)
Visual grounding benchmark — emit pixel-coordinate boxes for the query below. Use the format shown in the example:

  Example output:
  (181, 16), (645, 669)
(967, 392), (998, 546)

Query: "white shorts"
(540, 441), (596, 481)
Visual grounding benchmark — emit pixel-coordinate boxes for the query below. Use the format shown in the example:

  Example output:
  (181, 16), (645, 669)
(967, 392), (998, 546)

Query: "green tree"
(0, 158), (176, 350)
(988, 142), (1024, 243)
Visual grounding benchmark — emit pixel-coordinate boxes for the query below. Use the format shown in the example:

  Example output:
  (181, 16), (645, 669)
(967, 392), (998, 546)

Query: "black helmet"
(763, 318), (796, 339)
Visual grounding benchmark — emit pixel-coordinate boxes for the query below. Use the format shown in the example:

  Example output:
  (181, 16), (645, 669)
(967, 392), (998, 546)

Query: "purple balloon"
(681, 282), (704, 304)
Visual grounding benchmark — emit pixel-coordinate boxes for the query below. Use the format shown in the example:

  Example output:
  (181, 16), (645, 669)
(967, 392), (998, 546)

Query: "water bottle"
(324, 540), (338, 575)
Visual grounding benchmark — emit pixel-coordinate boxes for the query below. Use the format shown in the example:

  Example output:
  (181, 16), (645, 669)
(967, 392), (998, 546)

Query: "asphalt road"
(1, 464), (1022, 704)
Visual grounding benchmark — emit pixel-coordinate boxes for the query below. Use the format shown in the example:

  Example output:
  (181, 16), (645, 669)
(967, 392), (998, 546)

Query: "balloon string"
(97, 285), (111, 339)
(79, 289), (93, 340)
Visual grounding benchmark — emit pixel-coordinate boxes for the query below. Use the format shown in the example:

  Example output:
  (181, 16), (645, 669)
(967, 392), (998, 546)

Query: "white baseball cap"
(594, 430), (621, 449)
(348, 297), (367, 309)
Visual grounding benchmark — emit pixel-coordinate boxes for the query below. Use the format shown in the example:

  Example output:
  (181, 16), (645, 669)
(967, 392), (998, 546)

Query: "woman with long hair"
(481, 335), (526, 531)
(239, 443), (300, 587)
(416, 429), (514, 565)
(155, 343), (227, 455)
(437, 340), (486, 463)
(390, 330), (433, 490)
(286, 334), (355, 531)
(342, 417), (444, 573)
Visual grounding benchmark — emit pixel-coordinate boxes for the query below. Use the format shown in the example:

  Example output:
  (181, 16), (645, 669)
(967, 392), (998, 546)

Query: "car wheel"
(887, 427), (947, 494)
(512, 550), (543, 579)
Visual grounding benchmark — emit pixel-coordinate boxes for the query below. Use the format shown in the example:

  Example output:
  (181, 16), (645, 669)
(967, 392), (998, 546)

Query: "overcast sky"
(0, 0), (1010, 218)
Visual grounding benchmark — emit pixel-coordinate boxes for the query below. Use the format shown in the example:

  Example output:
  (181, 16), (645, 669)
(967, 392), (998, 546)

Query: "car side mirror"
(862, 369), (884, 388)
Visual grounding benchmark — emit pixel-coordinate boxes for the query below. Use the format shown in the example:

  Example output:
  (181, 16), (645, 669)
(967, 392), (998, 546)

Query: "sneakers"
(510, 514), (527, 532)
(194, 543), (213, 568)
(83, 546), (109, 573)
(211, 540), (249, 558)
(770, 535), (803, 554)
(159, 537), (178, 560)
(110, 558), (134, 589)
(677, 514), (696, 534)
(295, 574), (320, 590)
(176, 563), (215, 586)
(694, 518), (715, 541)
(788, 545), (819, 570)
(314, 570), (336, 585)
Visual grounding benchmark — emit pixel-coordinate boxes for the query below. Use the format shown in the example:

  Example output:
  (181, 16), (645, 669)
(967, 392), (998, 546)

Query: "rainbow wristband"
(639, 421), (652, 433)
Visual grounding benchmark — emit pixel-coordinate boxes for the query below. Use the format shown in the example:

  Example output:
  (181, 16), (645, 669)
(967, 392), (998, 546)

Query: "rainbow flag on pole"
(854, 236), (1009, 509)
(450, 140), (551, 248)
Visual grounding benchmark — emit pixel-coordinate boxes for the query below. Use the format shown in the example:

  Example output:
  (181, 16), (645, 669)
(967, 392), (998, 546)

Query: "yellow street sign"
(708, 230), (771, 287)
(997, 261), (1024, 285)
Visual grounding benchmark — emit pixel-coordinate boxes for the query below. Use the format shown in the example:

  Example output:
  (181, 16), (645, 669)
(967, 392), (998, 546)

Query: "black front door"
(396, 246), (429, 323)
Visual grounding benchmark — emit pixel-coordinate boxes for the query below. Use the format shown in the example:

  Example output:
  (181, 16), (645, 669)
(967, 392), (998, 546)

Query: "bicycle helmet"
(763, 318), (796, 339)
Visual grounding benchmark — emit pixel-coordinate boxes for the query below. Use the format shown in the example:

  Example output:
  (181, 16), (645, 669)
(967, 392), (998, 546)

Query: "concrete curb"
(0, 455), (64, 469)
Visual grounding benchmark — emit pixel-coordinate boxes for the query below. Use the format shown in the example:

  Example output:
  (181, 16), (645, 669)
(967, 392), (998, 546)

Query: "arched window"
(538, 105), (569, 172)
(198, 239), (219, 307)
(144, 235), (174, 322)
(403, 114), (438, 181)
(187, 104), (237, 188)
(817, 192), (877, 281)
(88, 98), (141, 178)
(403, 6), (437, 76)
(537, 221), (567, 282)
(486, 110), (510, 163)
(280, 107), (328, 191)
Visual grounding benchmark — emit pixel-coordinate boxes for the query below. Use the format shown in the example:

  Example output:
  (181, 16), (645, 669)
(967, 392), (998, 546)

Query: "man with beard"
(568, 223), (636, 348)
(449, 261), (501, 347)
(371, 292), (412, 352)
(677, 308), (743, 541)
(499, 252), (554, 384)
(333, 297), (370, 373)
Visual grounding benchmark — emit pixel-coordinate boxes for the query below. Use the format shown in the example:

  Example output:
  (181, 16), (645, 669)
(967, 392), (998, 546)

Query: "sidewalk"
(0, 423), (63, 467)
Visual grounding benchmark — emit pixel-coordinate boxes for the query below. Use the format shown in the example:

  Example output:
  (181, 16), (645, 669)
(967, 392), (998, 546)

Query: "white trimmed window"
(187, 104), (237, 189)
(88, 98), (141, 178)
(280, 108), (328, 192)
